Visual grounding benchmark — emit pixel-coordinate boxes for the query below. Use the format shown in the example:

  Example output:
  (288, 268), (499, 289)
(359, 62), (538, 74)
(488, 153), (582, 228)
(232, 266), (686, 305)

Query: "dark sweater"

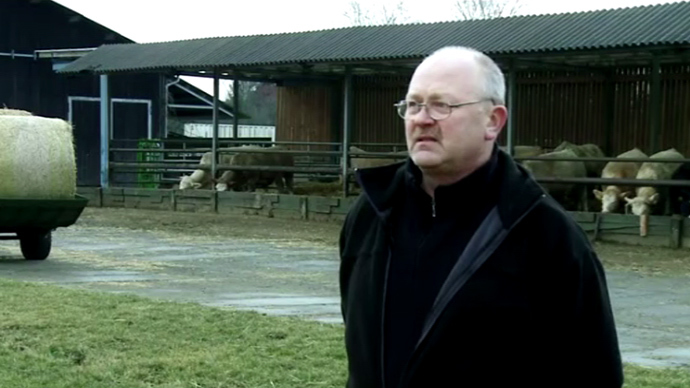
(384, 147), (501, 388)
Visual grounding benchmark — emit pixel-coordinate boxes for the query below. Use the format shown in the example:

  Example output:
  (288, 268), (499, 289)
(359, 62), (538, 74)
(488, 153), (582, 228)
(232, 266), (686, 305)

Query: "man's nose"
(410, 106), (435, 125)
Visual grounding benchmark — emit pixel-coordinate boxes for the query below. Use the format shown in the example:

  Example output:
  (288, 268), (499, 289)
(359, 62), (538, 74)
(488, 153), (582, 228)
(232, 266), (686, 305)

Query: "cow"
(553, 141), (606, 178)
(592, 148), (648, 213)
(215, 145), (295, 194)
(349, 146), (406, 170)
(178, 151), (233, 190)
(179, 170), (214, 190)
(624, 148), (685, 216)
(522, 148), (588, 211)
(499, 145), (544, 159)
(344, 146), (407, 189)
(669, 162), (690, 218)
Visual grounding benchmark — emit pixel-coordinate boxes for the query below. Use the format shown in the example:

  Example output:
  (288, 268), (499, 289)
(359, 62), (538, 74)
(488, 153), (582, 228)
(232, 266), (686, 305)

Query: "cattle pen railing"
(106, 138), (690, 194)
(108, 138), (412, 191)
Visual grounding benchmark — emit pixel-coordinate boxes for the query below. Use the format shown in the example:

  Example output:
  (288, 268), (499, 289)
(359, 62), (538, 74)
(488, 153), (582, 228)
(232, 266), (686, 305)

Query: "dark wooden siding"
(351, 75), (408, 152)
(275, 65), (690, 158)
(275, 81), (337, 152)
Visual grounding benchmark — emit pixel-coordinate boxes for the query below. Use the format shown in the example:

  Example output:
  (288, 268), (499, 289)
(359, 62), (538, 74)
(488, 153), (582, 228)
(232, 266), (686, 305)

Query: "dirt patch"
(76, 207), (343, 248)
(76, 208), (690, 276)
(595, 242), (690, 277)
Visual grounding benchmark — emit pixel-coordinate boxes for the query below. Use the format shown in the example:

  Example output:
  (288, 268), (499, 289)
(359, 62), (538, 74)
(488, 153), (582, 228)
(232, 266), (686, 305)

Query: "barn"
(0, 0), (239, 187)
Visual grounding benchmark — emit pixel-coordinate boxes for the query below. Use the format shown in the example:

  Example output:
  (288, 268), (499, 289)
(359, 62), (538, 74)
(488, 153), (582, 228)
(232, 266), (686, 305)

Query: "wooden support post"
(212, 69), (220, 182)
(670, 214), (683, 249)
(506, 62), (516, 156)
(603, 70), (615, 156)
(99, 74), (111, 189)
(233, 76), (239, 139)
(341, 68), (353, 198)
(159, 74), (168, 138)
(649, 57), (662, 154)
(592, 213), (603, 243)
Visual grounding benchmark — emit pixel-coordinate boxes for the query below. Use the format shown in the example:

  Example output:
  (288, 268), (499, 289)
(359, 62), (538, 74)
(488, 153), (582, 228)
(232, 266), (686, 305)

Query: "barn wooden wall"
(276, 64), (690, 157)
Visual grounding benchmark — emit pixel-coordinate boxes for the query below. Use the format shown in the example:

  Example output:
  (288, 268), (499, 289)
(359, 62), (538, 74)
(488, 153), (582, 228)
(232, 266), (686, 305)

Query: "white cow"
(593, 148), (647, 213)
(624, 148), (685, 216)
(179, 170), (213, 190)
(178, 151), (233, 190)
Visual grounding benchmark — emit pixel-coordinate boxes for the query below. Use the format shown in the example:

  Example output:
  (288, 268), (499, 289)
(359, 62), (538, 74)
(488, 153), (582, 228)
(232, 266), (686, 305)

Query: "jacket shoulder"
(517, 194), (598, 262)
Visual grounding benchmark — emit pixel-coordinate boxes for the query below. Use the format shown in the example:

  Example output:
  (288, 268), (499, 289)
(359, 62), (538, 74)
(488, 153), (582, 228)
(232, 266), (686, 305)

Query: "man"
(338, 46), (623, 388)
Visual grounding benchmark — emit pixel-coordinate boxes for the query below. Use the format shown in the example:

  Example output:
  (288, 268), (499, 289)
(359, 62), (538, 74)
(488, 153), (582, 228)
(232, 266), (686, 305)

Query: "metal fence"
(106, 139), (690, 200)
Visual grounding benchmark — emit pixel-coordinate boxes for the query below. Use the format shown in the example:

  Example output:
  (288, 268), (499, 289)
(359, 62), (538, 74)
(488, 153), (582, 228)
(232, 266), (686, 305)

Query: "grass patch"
(0, 279), (688, 387)
(624, 364), (690, 387)
(0, 279), (346, 388)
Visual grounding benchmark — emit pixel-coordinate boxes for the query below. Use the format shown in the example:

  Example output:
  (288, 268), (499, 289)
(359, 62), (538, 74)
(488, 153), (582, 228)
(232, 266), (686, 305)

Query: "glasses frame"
(393, 98), (495, 121)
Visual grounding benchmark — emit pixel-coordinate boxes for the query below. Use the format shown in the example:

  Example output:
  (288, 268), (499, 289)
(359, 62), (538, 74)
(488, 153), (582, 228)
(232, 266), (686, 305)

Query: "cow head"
(593, 187), (630, 213)
(179, 175), (202, 190)
(624, 193), (659, 216)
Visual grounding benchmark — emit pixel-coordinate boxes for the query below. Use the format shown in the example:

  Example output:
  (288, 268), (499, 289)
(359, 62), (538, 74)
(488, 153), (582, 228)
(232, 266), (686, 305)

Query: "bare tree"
(454, 0), (523, 20)
(225, 81), (277, 125)
(344, 0), (411, 26)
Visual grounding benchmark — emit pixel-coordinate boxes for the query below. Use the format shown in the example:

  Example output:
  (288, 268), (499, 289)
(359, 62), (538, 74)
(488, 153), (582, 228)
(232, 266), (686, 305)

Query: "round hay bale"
(0, 108), (32, 116)
(0, 116), (76, 199)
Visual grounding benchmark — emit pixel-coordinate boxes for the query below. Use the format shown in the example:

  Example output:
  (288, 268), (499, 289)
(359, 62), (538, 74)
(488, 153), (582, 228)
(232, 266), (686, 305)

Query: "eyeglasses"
(394, 98), (494, 121)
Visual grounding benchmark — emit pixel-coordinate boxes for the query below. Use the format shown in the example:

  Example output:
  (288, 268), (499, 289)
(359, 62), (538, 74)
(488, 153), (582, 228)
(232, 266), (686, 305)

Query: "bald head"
(414, 46), (506, 106)
(402, 45), (509, 195)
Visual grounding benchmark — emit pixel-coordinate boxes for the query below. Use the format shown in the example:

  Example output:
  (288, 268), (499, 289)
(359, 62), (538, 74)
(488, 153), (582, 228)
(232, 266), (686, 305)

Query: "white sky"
(53, 0), (683, 95)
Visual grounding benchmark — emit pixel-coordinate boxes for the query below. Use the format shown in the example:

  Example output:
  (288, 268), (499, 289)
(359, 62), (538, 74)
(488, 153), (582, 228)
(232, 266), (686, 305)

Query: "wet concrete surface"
(1, 224), (689, 368)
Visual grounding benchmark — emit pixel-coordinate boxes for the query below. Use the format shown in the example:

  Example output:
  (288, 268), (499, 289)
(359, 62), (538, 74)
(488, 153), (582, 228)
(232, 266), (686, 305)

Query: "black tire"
(19, 230), (52, 261)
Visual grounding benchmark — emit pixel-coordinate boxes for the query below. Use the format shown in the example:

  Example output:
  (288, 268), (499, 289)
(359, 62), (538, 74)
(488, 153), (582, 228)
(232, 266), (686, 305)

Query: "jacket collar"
(355, 144), (546, 230)
(403, 144), (500, 220)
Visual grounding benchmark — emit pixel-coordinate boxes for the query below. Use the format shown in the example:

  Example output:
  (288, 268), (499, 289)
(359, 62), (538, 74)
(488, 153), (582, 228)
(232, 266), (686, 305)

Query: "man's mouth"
(416, 136), (437, 143)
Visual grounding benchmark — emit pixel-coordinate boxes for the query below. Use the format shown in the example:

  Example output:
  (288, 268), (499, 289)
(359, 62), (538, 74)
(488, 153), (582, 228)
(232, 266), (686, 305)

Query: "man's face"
(403, 57), (500, 174)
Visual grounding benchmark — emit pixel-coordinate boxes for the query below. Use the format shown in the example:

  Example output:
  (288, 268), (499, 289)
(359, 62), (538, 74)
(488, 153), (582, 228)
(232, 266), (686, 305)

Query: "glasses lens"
(396, 102), (406, 119)
(428, 102), (450, 120)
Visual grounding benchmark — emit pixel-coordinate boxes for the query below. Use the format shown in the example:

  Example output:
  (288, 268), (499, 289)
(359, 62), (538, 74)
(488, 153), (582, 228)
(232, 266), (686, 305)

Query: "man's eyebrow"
(405, 92), (453, 101)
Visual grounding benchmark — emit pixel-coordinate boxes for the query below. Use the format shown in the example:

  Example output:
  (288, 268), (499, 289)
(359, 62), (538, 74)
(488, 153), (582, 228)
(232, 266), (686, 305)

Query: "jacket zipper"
(431, 198), (436, 218)
(380, 235), (393, 388)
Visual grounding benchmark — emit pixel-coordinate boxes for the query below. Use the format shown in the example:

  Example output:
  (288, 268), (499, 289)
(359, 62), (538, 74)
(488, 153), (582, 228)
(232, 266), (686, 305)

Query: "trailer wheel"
(19, 230), (52, 261)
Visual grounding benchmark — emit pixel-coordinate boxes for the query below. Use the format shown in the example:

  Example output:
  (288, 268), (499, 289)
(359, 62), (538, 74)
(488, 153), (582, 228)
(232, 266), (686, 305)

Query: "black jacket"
(339, 147), (624, 388)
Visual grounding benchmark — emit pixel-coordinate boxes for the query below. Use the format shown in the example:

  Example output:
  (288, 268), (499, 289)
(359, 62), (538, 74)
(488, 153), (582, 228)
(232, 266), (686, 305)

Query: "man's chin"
(411, 152), (442, 168)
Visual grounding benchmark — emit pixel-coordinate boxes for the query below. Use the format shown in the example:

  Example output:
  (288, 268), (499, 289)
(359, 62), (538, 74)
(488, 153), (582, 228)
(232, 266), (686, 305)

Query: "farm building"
(0, 0), (242, 187)
(58, 1), (690, 160)
(55, 1), (690, 195)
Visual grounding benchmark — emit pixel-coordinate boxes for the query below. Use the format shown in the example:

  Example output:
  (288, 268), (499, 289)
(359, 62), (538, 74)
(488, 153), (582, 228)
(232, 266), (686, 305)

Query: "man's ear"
(485, 104), (508, 141)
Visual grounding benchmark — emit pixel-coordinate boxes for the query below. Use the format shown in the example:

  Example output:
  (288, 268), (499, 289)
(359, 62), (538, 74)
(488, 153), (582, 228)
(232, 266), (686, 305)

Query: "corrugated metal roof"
(59, 1), (690, 74)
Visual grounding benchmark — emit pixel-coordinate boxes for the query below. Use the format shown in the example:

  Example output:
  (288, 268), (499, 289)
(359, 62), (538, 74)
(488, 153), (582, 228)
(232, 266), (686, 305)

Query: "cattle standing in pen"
(625, 148), (685, 217)
(522, 148), (588, 211)
(593, 148), (647, 214)
(215, 145), (295, 194)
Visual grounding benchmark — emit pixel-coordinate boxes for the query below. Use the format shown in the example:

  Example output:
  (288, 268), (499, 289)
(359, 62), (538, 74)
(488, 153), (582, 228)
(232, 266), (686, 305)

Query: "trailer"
(0, 195), (89, 260)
